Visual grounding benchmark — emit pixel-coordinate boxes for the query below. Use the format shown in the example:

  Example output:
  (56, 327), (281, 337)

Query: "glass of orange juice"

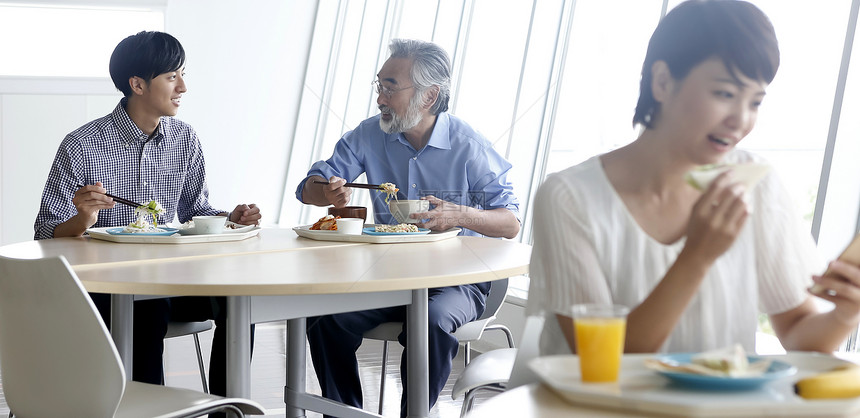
(571, 304), (629, 383)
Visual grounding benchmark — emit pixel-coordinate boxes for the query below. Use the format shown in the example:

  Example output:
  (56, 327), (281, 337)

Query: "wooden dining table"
(0, 227), (531, 418)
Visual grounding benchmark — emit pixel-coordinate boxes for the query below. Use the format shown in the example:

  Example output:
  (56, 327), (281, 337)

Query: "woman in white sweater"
(527, 0), (860, 356)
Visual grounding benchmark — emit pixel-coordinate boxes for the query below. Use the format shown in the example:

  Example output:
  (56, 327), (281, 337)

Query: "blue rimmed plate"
(653, 353), (797, 390)
(106, 227), (179, 236)
(362, 227), (431, 236)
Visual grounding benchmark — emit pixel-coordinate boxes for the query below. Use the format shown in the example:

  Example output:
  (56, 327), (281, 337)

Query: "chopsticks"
(76, 185), (143, 208)
(312, 180), (383, 190)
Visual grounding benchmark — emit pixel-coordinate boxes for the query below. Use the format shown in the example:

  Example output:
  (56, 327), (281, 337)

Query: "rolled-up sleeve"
(34, 136), (85, 240)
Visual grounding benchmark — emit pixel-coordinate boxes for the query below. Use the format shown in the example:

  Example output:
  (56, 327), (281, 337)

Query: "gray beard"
(379, 98), (423, 134)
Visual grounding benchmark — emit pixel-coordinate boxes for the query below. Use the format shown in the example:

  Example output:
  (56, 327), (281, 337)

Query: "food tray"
(292, 225), (460, 244)
(86, 226), (260, 244)
(530, 353), (860, 417)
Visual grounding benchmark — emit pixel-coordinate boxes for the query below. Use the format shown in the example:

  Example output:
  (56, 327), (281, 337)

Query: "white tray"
(86, 226), (261, 244)
(292, 225), (461, 244)
(530, 353), (860, 417)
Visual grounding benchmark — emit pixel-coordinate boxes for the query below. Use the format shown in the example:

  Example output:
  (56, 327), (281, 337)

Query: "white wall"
(0, 78), (120, 244)
(165, 0), (317, 225)
(0, 1), (317, 245)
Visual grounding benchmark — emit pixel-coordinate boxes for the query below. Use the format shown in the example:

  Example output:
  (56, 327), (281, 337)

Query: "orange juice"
(574, 317), (626, 382)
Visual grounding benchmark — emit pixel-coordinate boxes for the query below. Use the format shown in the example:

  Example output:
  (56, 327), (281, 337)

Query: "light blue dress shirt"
(296, 112), (520, 236)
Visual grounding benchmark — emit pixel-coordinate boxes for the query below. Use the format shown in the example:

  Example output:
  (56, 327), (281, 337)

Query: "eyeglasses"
(372, 79), (415, 98)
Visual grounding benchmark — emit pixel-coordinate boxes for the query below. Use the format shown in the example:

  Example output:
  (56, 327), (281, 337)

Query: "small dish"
(192, 215), (227, 234)
(362, 227), (431, 236)
(651, 353), (797, 390)
(178, 223), (256, 235)
(106, 227), (179, 236)
(336, 218), (364, 235)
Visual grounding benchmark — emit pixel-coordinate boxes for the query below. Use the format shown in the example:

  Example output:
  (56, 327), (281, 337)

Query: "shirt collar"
(425, 112), (451, 150)
(112, 97), (165, 145)
(388, 112), (451, 151)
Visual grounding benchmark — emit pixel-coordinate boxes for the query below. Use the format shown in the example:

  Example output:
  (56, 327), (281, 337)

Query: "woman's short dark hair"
(109, 31), (186, 97)
(632, 0), (780, 128)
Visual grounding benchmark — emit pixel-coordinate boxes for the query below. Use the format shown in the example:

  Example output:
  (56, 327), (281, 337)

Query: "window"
(285, 0), (860, 304)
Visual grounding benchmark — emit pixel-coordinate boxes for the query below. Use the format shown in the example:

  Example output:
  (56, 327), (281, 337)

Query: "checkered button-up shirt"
(34, 98), (221, 239)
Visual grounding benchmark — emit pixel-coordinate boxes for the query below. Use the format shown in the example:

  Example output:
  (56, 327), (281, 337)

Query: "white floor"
(0, 321), (496, 417)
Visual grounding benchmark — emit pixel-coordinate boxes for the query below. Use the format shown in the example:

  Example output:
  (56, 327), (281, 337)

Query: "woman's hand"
(683, 171), (749, 264)
(811, 260), (860, 327)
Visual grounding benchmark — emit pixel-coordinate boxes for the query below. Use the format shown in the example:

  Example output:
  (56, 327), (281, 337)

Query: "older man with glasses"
(296, 38), (520, 417)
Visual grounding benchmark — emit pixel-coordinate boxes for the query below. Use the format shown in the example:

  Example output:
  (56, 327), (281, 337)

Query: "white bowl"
(192, 216), (227, 234)
(388, 200), (430, 224)
(335, 218), (364, 235)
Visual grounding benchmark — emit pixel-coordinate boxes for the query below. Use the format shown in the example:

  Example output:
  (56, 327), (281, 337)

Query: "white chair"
(0, 255), (265, 418)
(451, 315), (545, 416)
(165, 320), (214, 393)
(362, 278), (515, 414)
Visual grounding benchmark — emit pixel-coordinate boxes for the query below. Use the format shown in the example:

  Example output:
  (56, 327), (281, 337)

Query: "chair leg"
(459, 390), (476, 418)
(459, 385), (505, 417)
(485, 324), (516, 348)
(193, 333), (209, 394)
(499, 325), (514, 348)
(378, 340), (389, 415)
(464, 341), (471, 367)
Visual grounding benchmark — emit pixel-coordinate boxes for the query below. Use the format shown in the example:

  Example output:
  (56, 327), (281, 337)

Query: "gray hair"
(388, 39), (451, 115)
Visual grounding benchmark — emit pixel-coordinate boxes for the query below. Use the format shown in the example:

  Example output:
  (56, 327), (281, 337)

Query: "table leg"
(407, 288), (429, 418)
(286, 318), (307, 418)
(111, 293), (134, 377)
(227, 295), (252, 402)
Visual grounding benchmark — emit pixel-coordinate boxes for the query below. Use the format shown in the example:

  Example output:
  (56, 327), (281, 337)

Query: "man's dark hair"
(109, 31), (186, 97)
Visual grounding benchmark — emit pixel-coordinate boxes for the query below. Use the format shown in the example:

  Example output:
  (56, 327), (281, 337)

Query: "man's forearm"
(52, 215), (90, 238)
(461, 208), (520, 239)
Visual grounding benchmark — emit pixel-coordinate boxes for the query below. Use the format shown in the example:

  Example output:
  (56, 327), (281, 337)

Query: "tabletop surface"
(466, 384), (631, 418)
(0, 227), (532, 296)
(0, 228), (359, 266)
(468, 352), (860, 418)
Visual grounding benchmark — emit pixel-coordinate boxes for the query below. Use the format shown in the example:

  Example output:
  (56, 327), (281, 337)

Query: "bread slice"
(685, 163), (771, 191)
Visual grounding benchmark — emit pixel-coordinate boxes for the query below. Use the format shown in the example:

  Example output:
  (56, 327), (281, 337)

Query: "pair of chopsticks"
(76, 184), (143, 208)
(312, 180), (383, 190)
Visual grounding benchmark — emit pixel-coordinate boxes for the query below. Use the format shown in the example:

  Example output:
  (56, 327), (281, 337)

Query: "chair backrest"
(0, 255), (126, 417)
(477, 278), (509, 321)
(506, 315), (545, 390)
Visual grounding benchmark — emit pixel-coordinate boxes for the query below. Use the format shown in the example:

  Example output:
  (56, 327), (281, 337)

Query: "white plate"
(292, 224), (460, 244)
(362, 227), (431, 235)
(178, 223), (257, 235)
(106, 227), (179, 236)
(530, 353), (860, 417)
(87, 226), (260, 244)
(651, 353), (797, 390)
